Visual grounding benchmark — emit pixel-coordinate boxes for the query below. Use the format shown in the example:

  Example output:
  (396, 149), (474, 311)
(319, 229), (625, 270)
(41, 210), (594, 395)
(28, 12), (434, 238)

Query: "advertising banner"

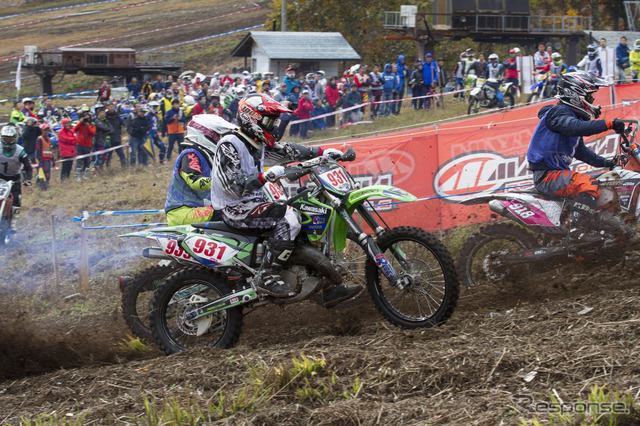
(308, 84), (639, 232)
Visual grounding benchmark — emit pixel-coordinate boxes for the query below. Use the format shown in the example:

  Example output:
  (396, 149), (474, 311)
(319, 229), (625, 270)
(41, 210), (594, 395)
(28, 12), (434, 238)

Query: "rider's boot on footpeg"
(257, 241), (294, 298)
(566, 193), (600, 245)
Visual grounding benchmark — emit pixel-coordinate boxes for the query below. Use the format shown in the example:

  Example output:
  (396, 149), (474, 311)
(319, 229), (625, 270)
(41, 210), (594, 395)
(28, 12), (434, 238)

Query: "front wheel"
(365, 226), (459, 328)
(527, 91), (540, 104)
(150, 267), (243, 355)
(456, 223), (538, 287)
(468, 96), (481, 115)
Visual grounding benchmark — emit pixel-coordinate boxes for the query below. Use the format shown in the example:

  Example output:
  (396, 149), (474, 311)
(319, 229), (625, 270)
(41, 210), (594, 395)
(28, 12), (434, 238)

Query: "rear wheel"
(150, 267), (243, 355)
(468, 96), (480, 115)
(456, 223), (538, 287)
(504, 92), (515, 108)
(121, 264), (177, 340)
(365, 226), (459, 328)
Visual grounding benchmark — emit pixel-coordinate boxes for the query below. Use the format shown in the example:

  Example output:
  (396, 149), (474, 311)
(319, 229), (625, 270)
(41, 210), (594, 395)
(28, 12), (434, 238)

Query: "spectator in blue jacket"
(152, 75), (164, 93)
(128, 77), (142, 99)
(395, 55), (408, 114)
(616, 36), (631, 84)
(381, 63), (397, 117)
(422, 53), (439, 109)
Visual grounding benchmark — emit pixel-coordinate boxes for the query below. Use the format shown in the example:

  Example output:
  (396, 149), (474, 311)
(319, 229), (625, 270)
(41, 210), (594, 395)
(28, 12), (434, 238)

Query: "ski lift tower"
(625, 1), (640, 31)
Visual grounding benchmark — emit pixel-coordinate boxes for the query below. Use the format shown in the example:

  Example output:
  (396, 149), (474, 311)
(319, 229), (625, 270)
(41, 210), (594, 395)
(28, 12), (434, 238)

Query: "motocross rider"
(485, 53), (505, 108)
(211, 93), (361, 306)
(539, 52), (568, 96)
(577, 44), (603, 77)
(164, 114), (237, 226)
(0, 125), (32, 231)
(526, 71), (626, 244)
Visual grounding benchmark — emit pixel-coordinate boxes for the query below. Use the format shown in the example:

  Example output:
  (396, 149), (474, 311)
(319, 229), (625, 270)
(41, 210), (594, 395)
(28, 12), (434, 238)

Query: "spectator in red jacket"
(191, 94), (208, 116)
(325, 76), (341, 127)
(97, 80), (111, 103)
(294, 89), (314, 139)
(57, 118), (77, 181)
(73, 111), (96, 180)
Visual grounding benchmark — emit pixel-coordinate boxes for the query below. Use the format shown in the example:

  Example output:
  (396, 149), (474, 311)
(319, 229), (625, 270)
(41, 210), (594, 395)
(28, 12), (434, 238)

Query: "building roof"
(583, 30), (640, 44)
(231, 31), (361, 60)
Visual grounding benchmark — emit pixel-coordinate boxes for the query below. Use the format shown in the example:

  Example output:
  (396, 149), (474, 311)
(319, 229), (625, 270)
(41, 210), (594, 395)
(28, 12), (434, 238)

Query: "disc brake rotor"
(482, 250), (510, 281)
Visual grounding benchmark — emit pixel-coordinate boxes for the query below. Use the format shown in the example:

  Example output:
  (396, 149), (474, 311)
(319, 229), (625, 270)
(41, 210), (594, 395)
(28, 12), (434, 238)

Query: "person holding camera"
(74, 111), (96, 180)
(93, 107), (112, 170)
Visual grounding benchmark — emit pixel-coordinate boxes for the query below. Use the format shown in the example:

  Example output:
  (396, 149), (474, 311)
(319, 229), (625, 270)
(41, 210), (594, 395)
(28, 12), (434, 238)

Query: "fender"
(119, 225), (193, 239)
(470, 87), (481, 97)
(334, 185), (417, 252)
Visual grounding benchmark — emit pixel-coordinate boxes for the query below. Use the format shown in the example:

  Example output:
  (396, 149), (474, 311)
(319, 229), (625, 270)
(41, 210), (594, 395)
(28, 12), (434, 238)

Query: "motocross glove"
(264, 165), (286, 182)
(322, 148), (343, 159)
(610, 118), (626, 135)
(23, 180), (31, 186)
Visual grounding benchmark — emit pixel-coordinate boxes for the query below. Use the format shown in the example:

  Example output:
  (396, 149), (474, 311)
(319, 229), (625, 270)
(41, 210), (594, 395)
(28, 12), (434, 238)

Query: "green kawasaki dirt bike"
(121, 148), (459, 355)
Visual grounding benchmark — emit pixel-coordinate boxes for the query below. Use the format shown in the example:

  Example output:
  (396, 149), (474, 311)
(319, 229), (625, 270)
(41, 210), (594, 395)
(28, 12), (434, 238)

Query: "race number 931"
(187, 238), (228, 261)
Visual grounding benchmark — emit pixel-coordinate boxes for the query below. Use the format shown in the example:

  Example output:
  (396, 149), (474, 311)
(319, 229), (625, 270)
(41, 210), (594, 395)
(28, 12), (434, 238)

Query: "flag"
(15, 57), (21, 93)
(142, 135), (156, 163)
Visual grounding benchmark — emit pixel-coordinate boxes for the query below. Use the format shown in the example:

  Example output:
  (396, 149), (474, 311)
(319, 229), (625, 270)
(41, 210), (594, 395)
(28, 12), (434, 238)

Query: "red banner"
(310, 84), (640, 231)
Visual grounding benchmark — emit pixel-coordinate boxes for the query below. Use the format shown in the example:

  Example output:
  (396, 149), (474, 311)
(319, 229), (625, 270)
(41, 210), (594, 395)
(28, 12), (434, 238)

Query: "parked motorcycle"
(0, 179), (15, 245)
(121, 148), (459, 354)
(456, 120), (640, 287)
(467, 77), (515, 115)
(527, 72), (552, 104)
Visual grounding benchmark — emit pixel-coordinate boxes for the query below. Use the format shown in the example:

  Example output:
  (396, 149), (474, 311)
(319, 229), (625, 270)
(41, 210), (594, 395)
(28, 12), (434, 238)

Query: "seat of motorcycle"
(516, 190), (566, 201)
(191, 221), (266, 236)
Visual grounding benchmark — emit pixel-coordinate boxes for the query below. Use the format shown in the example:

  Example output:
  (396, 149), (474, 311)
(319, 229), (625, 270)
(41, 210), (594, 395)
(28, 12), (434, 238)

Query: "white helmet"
(183, 95), (196, 106)
(235, 85), (246, 96)
(184, 114), (239, 155)
(1, 125), (19, 153)
(488, 53), (499, 63)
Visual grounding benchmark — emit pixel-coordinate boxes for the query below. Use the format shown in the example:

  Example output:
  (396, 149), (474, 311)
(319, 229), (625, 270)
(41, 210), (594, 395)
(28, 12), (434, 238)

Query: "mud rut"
(2, 261), (640, 424)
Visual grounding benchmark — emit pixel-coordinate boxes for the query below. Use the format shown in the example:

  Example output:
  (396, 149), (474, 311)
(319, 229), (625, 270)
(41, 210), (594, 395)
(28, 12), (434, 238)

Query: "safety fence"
(0, 0), (123, 20)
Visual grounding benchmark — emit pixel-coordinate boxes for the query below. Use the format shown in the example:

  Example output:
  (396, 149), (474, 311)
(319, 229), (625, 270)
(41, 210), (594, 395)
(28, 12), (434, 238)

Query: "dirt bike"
(526, 72), (552, 104)
(0, 179), (15, 245)
(467, 77), (515, 115)
(456, 120), (640, 287)
(121, 148), (459, 354)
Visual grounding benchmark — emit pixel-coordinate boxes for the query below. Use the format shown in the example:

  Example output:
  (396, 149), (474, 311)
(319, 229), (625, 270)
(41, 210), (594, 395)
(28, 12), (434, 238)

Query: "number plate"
(263, 181), (287, 202)
(0, 183), (8, 199)
(318, 166), (351, 193)
(184, 236), (236, 264)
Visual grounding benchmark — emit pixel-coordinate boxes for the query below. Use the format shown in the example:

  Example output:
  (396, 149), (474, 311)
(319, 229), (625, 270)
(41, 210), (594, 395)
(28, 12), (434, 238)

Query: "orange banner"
(308, 84), (640, 232)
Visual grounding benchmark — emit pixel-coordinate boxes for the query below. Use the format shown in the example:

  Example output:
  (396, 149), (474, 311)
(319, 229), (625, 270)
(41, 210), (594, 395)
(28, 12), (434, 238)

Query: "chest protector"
(0, 145), (26, 176)
(211, 134), (263, 210)
(164, 148), (212, 213)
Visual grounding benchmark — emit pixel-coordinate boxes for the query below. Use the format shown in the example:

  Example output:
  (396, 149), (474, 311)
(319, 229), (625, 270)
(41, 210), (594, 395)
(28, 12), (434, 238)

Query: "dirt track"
(2, 260), (640, 424)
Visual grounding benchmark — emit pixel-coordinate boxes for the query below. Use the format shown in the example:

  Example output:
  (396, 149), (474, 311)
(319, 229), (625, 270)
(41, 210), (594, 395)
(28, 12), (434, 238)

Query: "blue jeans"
(299, 121), (310, 139)
(148, 133), (167, 161)
(167, 133), (184, 160)
(617, 65), (627, 84)
(381, 91), (394, 116)
(129, 135), (148, 166)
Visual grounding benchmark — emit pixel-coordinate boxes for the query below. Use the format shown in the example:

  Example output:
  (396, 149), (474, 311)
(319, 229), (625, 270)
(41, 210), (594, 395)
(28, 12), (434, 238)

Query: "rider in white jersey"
(0, 125), (32, 230)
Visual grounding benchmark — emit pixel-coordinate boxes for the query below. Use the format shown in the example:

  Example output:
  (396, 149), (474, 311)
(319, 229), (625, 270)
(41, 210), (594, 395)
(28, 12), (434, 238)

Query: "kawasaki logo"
(299, 204), (329, 215)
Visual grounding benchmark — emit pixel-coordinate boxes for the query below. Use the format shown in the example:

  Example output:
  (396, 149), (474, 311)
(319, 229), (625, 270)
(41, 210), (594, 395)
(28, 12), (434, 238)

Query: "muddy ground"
(2, 257), (640, 424)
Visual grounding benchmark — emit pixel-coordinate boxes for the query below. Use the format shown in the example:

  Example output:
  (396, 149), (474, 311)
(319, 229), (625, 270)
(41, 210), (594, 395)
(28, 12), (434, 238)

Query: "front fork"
(334, 201), (410, 289)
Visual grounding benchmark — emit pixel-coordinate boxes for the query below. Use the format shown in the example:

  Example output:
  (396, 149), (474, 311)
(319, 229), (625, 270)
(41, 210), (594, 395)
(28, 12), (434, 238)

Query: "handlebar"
(274, 147), (357, 182)
(618, 119), (638, 152)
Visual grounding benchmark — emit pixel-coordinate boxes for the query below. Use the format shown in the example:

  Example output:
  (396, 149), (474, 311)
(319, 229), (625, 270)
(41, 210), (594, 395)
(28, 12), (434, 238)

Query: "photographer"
(73, 111), (96, 180)
(93, 107), (112, 170)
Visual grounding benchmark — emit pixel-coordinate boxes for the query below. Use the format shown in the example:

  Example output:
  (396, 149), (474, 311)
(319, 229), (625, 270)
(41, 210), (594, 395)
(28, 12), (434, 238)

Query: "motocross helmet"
(183, 95), (196, 106)
(508, 49), (516, 54)
(556, 71), (609, 120)
(235, 85), (246, 97)
(305, 72), (315, 82)
(635, 39), (640, 51)
(551, 52), (563, 66)
(460, 52), (467, 60)
(587, 43), (598, 58)
(488, 53), (498, 64)
(236, 94), (292, 149)
(183, 114), (239, 154)
(465, 48), (475, 58)
(1, 125), (18, 155)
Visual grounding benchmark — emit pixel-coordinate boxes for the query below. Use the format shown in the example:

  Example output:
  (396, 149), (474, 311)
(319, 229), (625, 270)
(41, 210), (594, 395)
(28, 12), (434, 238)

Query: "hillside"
(0, 0), (270, 101)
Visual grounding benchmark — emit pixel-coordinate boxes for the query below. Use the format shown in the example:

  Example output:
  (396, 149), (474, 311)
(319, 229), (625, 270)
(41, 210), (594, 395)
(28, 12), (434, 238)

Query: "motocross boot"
(9, 206), (19, 231)
(566, 193), (601, 245)
(75, 167), (82, 181)
(314, 283), (363, 308)
(257, 241), (294, 298)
